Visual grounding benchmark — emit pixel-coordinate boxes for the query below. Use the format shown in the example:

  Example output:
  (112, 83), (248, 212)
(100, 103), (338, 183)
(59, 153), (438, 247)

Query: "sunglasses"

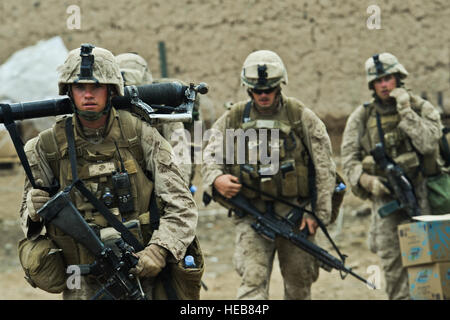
(251, 87), (277, 95)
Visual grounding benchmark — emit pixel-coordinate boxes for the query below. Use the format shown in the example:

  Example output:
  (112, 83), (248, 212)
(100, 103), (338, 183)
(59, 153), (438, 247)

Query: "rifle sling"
(375, 112), (386, 148)
(0, 104), (59, 194)
(237, 183), (347, 263)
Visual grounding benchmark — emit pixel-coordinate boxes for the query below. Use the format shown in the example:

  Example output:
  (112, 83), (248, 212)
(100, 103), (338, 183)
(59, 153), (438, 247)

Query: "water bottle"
(335, 182), (346, 193)
(184, 255), (196, 268)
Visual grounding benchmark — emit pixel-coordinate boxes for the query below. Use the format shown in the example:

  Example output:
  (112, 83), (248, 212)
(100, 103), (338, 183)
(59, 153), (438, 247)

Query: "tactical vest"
(39, 109), (153, 265)
(359, 99), (439, 181)
(226, 96), (311, 201)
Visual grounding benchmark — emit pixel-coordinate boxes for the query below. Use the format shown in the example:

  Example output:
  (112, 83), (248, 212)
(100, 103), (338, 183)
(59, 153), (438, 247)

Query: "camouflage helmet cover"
(365, 52), (408, 88)
(116, 52), (153, 86)
(57, 44), (124, 96)
(241, 50), (288, 90)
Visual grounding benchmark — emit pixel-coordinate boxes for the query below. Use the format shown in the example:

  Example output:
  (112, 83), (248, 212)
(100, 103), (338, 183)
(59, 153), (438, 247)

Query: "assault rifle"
(38, 188), (146, 300)
(207, 190), (376, 289)
(370, 142), (421, 218)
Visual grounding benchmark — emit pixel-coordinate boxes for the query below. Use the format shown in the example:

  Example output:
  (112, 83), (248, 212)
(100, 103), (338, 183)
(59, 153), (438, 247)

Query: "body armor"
(226, 95), (311, 202)
(38, 109), (153, 265)
(360, 98), (438, 181)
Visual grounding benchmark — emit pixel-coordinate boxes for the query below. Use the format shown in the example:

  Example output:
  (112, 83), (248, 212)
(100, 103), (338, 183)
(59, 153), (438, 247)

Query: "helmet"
(57, 44), (124, 96)
(365, 53), (408, 88)
(116, 53), (153, 86)
(240, 50), (288, 90)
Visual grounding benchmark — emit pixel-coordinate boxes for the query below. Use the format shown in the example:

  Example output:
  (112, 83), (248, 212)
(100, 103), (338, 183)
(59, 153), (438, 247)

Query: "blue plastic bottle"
(184, 255), (196, 268)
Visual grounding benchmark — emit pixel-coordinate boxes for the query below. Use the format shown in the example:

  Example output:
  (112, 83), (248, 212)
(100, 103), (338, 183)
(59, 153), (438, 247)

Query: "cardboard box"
(398, 218), (450, 267)
(408, 262), (450, 300)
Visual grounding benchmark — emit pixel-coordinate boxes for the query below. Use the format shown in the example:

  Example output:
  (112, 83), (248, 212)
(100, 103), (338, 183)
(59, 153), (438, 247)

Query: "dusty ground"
(0, 161), (387, 300)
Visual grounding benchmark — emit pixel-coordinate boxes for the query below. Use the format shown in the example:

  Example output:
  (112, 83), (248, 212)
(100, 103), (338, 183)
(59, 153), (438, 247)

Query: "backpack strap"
(117, 110), (144, 168)
(39, 119), (66, 178)
(242, 101), (252, 123)
(225, 100), (249, 129)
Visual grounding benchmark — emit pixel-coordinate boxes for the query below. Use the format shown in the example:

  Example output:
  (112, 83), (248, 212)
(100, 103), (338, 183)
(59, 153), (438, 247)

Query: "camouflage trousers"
(368, 196), (413, 300)
(232, 215), (319, 300)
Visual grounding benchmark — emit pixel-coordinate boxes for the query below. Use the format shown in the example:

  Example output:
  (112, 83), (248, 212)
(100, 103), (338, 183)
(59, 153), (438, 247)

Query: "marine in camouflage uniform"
(202, 50), (336, 300)
(116, 52), (193, 186)
(341, 53), (444, 300)
(19, 45), (198, 299)
(116, 52), (204, 188)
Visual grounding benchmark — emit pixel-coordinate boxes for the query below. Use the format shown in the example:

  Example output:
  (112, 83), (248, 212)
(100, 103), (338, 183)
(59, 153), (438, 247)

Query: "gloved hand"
(359, 173), (390, 197)
(26, 188), (50, 222)
(389, 88), (410, 111)
(132, 244), (168, 278)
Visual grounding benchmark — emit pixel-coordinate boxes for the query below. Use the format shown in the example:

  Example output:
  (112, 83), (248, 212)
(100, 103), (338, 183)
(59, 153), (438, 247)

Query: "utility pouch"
(153, 236), (205, 300)
(260, 176), (277, 200)
(259, 163), (277, 200)
(280, 160), (298, 197)
(18, 236), (67, 293)
(240, 164), (259, 199)
(393, 152), (420, 177)
(269, 139), (285, 159)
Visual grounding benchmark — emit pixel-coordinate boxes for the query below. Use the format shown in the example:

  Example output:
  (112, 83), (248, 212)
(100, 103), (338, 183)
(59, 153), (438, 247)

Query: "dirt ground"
(0, 160), (388, 301)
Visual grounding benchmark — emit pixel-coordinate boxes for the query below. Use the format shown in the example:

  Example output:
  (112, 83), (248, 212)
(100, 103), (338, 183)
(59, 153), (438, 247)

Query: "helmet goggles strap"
(372, 54), (385, 77)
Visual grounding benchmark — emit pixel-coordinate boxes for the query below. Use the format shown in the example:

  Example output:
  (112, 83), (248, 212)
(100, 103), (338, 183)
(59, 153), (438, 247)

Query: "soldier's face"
(71, 83), (108, 113)
(373, 74), (397, 102)
(250, 87), (277, 108)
